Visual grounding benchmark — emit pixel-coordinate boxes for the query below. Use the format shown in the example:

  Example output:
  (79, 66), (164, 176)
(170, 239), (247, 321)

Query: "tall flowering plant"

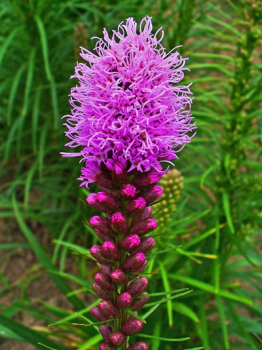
(62, 16), (195, 350)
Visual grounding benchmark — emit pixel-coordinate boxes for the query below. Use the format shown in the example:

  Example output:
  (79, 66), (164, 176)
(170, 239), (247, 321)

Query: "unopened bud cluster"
(87, 160), (163, 349)
(154, 169), (184, 230)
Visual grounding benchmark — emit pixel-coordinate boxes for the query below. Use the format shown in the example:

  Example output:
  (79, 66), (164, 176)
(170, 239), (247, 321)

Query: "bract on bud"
(121, 184), (136, 199)
(131, 292), (150, 311)
(106, 157), (127, 183)
(140, 185), (163, 205)
(90, 216), (114, 235)
(131, 260), (148, 276)
(127, 277), (148, 296)
(122, 317), (144, 335)
(109, 332), (126, 346)
(126, 198), (146, 215)
(99, 300), (119, 319)
(101, 265), (112, 276)
(132, 171), (164, 188)
(132, 237), (155, 254)
(129, 342), (149, 350)
(130, 218), (157, 236)
(99, 342), (116, 350)
(132, 207), (152, 226)
(101, 241), (121, 261)
(123, 253), (145, 272)
(110, 269), (126, 284)
(90, 306), (108, 321)
(90, 245), (113, 265)
(94, 272), (113, 291)
(95, 229), (115, 243)
(93, 283), (112, 300)
(121, 234), (141, 251)
(87, 192), (120, 213)
(99, 326), (112, 342)
(111, 212), (128, 233)
(117, 293), (133, 309)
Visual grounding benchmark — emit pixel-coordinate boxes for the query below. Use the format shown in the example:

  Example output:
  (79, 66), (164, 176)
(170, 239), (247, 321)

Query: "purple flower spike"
(100, 265), (112, 277)
(102, 241), (121, 261)
(77, 161), (114, 189)
(134, 260), (148, 274)
(99, 326), (112, 342)
(132, 171), (164, 188)
(94, 272), (113, 291)
(129, 342), (149, 350)
(111, 212), (128, 233)
(109, 332), (126, 346)
(123, 253), (145, 272)
(90, 245), (113, 265)
(99, 342), (116, 350)
(117, 292), (133, 309)
(121, 184), (137, 199)
(122, 317), (144, 335)
(106, 157), (127, 183)
(87, 192), (120, 213)
(126, 198), (146, 215)
(133, 237), (155, 254)
(90, 216), (114, 236)
(93, 283), (112, 300)
(63, 17), (195, 173)
(90, 306), (108, 321)
(127, 277), (148, 296)
(110, 268), (126, 284)
(131, 292), (150, 311)
(130, 218), (157, 236)
(140, 185), (163, 205)
(99, 300), (119, 319)
(121, 234), (141, 251)
(94, 229), (115, 243)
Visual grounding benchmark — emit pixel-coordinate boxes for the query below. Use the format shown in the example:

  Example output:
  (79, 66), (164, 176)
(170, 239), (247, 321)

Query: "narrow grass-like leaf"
(77, 334), (103, 350)
(0, 27), (20, 67)
(216, 295), (229, 349)
(53, 239), (92, 259)
(139, 334), (189, 342)
(222, 191), (235, 233)
(173, 302), (200, 323)
(159, 261), (173, 327)
(125, 309), (146, 323)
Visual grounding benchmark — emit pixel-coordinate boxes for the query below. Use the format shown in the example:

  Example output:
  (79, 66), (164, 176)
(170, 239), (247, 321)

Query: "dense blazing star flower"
(62, 16), (195, 183)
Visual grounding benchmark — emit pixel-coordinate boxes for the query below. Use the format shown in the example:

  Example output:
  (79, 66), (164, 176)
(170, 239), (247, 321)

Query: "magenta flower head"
(62, 16), (195, 186)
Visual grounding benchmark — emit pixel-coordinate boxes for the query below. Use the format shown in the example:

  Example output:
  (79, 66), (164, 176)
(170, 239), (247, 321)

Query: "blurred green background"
(0, 0), (262, 349)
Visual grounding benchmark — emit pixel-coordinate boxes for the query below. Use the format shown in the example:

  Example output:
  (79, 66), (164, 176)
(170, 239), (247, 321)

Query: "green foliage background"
(0, 0), (262, 349)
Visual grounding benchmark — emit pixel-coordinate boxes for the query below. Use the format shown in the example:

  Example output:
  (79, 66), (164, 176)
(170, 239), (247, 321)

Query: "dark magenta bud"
(99, 325), (112, 342)
(90, 216), (114, 236)
(109, 332), (126, 346)
(117, 293), (133, 309)
(99, 342), (116, 350)
(131, 292), (150, 311)
(106, 158), (127, 183)
(87, 192), (120, 213)
(140, 185), (163, 205)
(90, 245), (113, 265)
(129, 342), (149, 350)
(130, 218), (157, 236)
(134, 259), (147, 274)
(123, 253), (145, 272)
(111, 212), (128, 233)
(127, 277), (148, 296)
(94, 272), (113, 291)
(93, 283), (112, 300)
(132, 207), (152, 226)
(99, 300), (119, 319)
(133, 237), (155, 254)
(121, 184), (136, 199)
(121, 234), (141, 251)
(122, 317), (144, 335)
(126, 198), (146, 215)
(132, 171), (164, 188)
(101, 265), (112, 276)
(90, 306), (107, 321)
(102, 241), (121, 261)
(110, 269), (126, 284)
(95, 229), (115, 243)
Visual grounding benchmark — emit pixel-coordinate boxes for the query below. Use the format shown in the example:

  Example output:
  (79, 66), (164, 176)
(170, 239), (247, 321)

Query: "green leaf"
(159, 261), (173, 327)
(77, 333), (103, 350)
(222, 191), (235, 233)
(173, 302), (200, 323)
(125, 309), (146, 323)
(53, 240), (93, 259)
(216, 295), (229, 349)
(139, 333), (189, 342)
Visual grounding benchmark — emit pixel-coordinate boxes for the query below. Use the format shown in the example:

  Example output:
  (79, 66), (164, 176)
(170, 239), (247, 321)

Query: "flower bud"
(130, 218), (157, 236)
(117, 293), (133, 309)
(132, 237), (155, 254)
(122, 317), (144, 335)
(87, 192), (120, 213)
(102, 241), (121, 261)
(127, 277), (148, 296)
(133, 259), (147, 274)
(121, 184), (136, 199)
(109, 332), (126, 346)
(111, 212), (128, 233)
(93, 283), (112, 300)
(106, 158), (127, 183)
(99, 326), (112, 342)
(95, 229), (115, 243)
(94, 272), (113, 291)
(121, 234), (141, 251)
(110, 269), (126, 284)
(101, 265), (112, 276)
(90, 216), (114, 235)
(132, 171), (164, 188)
(126, 198), (146, 215)
(123, 253), (145, 272)
(99, 342), (116, 350)
(131, 292), (150, 311)
(132, 207), (152, 225)
(90, 245), (113, 265)
(129, 342), (149, 350)
(90, 306), (107, 321)
(140, 185), (163, 205)
(99, 300), (119, 319)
